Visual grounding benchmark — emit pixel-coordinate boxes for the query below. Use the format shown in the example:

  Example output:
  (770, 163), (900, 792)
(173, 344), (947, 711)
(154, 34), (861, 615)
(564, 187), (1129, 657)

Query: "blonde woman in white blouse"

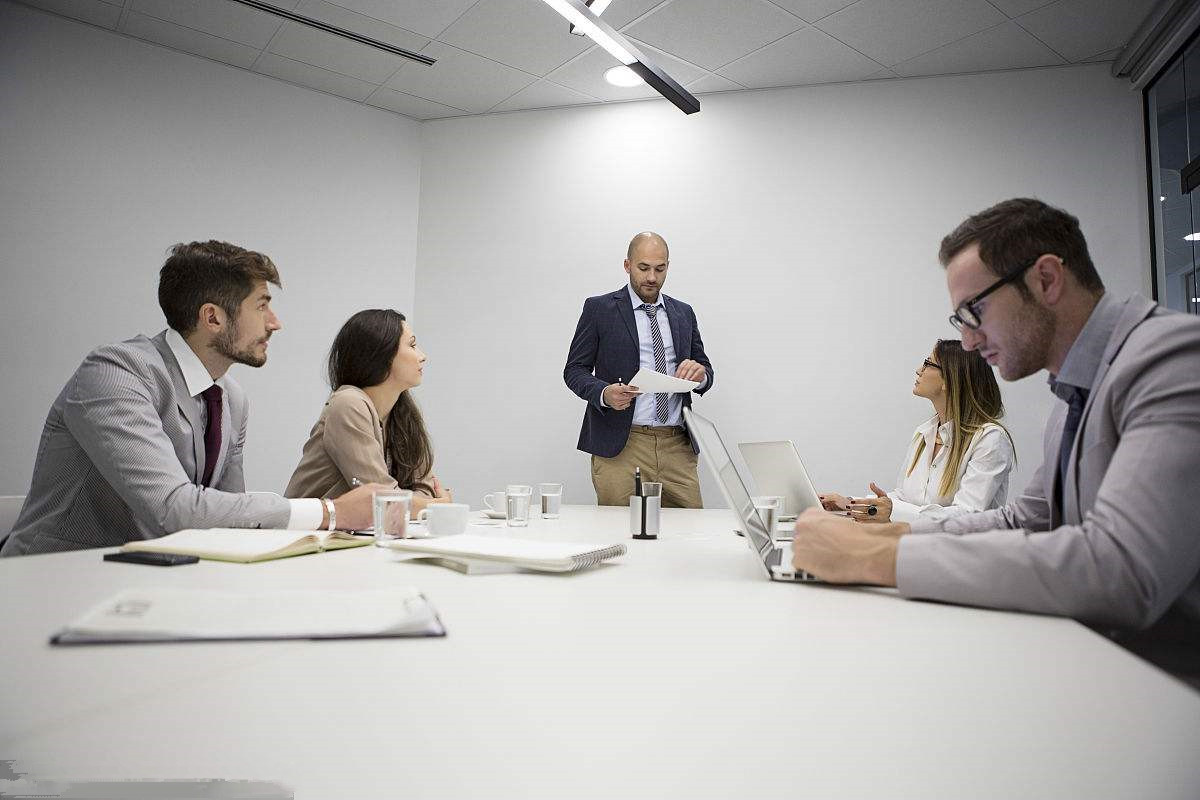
(820, 339), (1015, 524)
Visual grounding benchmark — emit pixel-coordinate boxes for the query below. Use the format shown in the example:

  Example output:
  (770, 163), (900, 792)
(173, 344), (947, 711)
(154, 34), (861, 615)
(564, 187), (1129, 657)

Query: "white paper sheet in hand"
(630, 367), (700, 394)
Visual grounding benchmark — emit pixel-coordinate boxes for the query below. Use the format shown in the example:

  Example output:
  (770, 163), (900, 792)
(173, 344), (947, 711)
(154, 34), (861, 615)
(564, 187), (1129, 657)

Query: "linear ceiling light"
(228, 0), (436, 66)
(568, 0), (612, 35)
(542, 0), (700, 114)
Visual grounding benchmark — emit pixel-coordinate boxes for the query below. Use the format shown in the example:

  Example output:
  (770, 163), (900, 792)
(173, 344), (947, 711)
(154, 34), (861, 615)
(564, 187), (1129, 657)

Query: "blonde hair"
(908, 340), (1015, 497)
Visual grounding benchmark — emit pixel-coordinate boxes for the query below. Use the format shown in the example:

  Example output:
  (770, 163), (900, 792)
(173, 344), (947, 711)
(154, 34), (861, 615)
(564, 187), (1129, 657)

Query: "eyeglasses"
(949, 258), (1049, 331)
(920, 359), (941, 373)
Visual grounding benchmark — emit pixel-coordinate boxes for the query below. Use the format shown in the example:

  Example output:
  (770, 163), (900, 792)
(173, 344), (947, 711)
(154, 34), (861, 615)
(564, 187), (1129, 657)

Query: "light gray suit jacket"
(0, 332), (290, 556)
(898, 295), (1200, 642)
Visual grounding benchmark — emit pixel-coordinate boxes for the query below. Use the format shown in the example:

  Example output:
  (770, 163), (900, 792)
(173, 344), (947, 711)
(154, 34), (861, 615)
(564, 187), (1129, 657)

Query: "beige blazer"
(284, 386), (398, 499)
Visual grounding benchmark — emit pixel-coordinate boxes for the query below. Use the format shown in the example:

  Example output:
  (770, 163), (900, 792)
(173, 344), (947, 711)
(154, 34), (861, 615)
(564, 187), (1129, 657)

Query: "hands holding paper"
(603, 381), (642, 410)
(675, 359), (706, 382)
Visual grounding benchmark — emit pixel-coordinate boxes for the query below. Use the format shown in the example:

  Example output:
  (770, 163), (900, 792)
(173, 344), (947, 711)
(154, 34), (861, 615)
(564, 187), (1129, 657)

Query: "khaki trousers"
(591, 425), (703, 509)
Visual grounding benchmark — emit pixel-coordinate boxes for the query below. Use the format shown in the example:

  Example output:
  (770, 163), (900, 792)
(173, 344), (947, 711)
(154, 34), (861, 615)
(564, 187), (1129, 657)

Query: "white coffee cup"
(416, 503), (469, 537)
(483, 491), (507, 513)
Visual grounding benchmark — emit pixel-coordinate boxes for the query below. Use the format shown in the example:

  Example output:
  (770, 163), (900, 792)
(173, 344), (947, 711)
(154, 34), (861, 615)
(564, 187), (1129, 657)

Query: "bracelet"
(323, 498), (336, 531)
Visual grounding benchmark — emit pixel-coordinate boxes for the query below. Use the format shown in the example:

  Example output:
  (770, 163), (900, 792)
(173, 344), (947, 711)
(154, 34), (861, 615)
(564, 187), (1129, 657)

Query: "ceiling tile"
(718, 25), (882, 88)
(17, 0), (121, 29)
(129, 0), (282, 48)
(767, 0), (858, 24)
(385, 42), (536, 113)
(253, 52), (375, 101)
(266, 20), (409, 83)
(1082, 47), (1123, 63)
(489, 80), (599, 112)
(293, 0), (429, 53)
(120, 11), (260, 68)
(987, 0), (1056, 16)
(685, 73), (744, 93)
(595, 0), (665, 30)
(365, 87), (468, 119)
(437, 0), (591, 76)
(321, 0), (477, 39)
(891, 20), (1065, 77)
(547, 40), (706, 101)
(625, 0), (803, 70)
(1016, 0), (1158, 62)
(816, 0), (1006, 66)
(864, 67), (897, 79)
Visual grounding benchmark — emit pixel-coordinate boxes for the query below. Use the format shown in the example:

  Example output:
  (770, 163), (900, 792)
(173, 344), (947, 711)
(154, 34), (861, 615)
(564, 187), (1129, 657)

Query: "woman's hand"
(847, 483), (892, 523)
(410, 491), (450, 519)
(819, 492), (850, 512)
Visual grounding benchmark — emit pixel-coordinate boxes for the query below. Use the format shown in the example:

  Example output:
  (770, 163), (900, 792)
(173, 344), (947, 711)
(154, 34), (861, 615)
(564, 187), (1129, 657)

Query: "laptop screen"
(684, 408), (775, 561)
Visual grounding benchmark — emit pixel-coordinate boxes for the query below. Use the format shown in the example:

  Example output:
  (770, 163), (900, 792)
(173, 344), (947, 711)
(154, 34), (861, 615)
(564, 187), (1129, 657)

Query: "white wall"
(414, 64), (1148, 509)
(0, 1), (423, 495)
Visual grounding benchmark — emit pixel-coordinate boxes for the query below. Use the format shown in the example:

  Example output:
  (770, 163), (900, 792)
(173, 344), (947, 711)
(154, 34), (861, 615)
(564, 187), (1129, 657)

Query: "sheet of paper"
(629, 368), (700, 394)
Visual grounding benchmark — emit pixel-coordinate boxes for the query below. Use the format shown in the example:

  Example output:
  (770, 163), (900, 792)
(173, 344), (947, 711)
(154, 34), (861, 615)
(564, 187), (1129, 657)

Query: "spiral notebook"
(385, 534), (625, 573)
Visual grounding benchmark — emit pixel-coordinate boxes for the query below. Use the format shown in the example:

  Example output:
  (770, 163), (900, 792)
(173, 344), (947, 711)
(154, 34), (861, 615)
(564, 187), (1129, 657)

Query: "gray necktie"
(640, 303), (669, 424)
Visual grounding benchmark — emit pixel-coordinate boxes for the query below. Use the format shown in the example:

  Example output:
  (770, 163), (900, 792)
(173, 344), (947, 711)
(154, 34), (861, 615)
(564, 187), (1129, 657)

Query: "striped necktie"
(640, 303), (669, 424)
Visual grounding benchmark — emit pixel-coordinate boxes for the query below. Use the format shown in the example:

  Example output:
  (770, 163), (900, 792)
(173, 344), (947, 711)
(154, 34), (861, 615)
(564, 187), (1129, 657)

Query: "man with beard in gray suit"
(1, 240), (381, 556)
(791, 198), (1200, 683)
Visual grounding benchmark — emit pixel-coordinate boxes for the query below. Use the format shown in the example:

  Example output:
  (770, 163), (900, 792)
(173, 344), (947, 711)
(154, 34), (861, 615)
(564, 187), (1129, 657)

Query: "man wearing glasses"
(792, 198), (1200, 681)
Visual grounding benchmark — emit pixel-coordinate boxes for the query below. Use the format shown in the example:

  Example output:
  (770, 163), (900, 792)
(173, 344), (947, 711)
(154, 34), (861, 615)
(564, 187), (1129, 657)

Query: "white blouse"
(888, 415), (1015, 524)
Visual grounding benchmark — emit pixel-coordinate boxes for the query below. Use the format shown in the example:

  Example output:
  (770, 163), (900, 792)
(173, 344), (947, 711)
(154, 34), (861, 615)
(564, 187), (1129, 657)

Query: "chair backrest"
(0, 495), (26, 540)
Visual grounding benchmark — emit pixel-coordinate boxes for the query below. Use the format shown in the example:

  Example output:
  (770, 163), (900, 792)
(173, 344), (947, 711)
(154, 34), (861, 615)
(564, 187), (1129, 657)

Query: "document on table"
(630, 367), (700, 394)
(50, 586), (445, 644)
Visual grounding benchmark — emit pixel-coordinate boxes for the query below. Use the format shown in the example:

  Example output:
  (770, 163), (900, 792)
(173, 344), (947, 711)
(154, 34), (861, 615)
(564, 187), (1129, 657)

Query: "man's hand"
(603, 382), (642, 410)
(675, 359), (706, 383)
(848, 483), (893, 523)
(791, 508), (905, 586)
(330, 483), (391, 530)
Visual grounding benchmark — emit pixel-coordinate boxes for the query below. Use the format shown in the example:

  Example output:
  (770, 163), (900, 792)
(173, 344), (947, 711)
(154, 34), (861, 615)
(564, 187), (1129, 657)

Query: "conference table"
(2, 505), (1199, 799)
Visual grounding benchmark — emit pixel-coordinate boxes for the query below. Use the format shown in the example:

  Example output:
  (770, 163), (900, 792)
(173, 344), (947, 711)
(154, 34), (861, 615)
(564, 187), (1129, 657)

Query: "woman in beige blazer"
(285, 309), (450, 517)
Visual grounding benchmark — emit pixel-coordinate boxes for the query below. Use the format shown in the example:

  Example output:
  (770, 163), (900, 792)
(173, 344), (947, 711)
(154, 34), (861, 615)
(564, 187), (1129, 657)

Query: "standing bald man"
(564, 232), (714, 507)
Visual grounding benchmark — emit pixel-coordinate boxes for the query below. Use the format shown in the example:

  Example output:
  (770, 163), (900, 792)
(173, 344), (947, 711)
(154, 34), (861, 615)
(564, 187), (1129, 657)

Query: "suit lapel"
(152, 333), (205, 484)
(613, 287), (639, 351)
(1059, 296), (1156, 524)
(663, 296), (685, 359)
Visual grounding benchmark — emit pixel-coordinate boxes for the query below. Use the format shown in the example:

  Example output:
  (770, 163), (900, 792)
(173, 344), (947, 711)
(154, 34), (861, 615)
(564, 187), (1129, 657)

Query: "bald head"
(627, 231), (669, 262)
(624, 231), (670, 303)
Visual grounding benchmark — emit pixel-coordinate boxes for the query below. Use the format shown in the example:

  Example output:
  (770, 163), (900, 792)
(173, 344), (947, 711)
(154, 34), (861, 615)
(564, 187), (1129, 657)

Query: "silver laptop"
(737, 440), (823, 522)
(684, 408), (820, 583)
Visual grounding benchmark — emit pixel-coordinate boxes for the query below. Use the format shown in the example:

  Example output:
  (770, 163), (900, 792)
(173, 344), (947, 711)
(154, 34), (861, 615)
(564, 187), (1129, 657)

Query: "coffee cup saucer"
(481, 509), (506, 520)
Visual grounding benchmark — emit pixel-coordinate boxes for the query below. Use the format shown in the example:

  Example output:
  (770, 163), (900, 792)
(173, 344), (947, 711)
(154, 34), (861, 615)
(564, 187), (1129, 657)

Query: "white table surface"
(2, 505), (1199, 799)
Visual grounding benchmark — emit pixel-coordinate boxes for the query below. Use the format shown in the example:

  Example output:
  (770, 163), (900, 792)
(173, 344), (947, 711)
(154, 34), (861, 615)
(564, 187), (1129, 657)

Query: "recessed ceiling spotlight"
(605, 65), (644, 87)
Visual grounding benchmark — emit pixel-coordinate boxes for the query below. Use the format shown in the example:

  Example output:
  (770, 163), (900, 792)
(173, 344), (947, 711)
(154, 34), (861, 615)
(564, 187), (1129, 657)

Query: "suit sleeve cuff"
(288, 498), (325, 530)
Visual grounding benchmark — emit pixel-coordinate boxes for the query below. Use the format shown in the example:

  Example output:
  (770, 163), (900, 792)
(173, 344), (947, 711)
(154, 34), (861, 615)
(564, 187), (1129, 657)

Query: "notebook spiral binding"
(572, 544), (627, 570)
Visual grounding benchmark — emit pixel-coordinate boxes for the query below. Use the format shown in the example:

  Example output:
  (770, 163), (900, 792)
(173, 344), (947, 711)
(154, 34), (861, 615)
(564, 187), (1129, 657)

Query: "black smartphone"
(103, 551), (199, 566)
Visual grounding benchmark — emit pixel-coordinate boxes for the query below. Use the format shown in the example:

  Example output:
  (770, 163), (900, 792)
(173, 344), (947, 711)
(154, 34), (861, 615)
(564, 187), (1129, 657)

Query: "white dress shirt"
(888, 415), (1014, 524)
(599, 285), (708, 425)
(165, 329), (322, 530)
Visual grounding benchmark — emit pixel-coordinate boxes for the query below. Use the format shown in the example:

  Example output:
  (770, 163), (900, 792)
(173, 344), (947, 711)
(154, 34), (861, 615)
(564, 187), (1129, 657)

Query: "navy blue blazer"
(563, 286), (714, 457)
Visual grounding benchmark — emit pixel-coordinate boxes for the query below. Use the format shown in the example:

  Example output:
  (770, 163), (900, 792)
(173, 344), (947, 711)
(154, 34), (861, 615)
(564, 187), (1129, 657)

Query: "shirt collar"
(917, 415), (954, 446)
(627, 285), (664, 309)
(1049, 292), (1120, 402)
(165, 328), (216, 399)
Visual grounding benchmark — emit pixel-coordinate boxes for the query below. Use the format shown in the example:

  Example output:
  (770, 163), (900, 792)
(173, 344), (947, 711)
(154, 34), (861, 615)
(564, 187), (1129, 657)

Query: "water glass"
(539, 482), (563, 518)
(752, 495), (782, 536)
(373, 489), (412, 545)
(505, 484), (532, 527)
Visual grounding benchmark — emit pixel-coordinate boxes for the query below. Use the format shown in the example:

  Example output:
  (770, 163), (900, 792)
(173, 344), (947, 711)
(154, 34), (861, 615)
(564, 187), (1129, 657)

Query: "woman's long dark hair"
(327, 309), (434, 494)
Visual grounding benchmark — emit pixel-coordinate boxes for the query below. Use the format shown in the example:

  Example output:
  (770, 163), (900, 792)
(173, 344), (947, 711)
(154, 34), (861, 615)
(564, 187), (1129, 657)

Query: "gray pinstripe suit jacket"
(0, 331), (290, 556)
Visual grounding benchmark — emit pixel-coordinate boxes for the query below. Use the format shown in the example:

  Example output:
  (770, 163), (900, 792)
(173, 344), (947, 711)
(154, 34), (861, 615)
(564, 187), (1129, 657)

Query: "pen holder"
(630, 482), (662, 540)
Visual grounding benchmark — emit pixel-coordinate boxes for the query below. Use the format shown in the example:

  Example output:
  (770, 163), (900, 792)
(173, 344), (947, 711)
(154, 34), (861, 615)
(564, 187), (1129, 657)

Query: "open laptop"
(737, 440), (823, 522)
(684, 408), (820, 583)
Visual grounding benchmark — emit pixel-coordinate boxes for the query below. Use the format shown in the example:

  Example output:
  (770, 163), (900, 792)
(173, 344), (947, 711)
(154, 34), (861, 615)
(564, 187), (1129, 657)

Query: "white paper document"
(629, 367), (700, 394)
(51, 587), (445, 644)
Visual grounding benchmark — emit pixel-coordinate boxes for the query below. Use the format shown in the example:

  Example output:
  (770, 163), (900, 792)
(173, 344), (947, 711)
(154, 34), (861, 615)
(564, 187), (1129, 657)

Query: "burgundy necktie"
(200, 384), (223, 487)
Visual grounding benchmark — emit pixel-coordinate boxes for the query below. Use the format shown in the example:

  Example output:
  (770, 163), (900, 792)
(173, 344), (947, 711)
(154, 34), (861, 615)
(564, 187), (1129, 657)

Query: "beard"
(213, 319), (268, 368)
(997, 296), (1054, 381)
